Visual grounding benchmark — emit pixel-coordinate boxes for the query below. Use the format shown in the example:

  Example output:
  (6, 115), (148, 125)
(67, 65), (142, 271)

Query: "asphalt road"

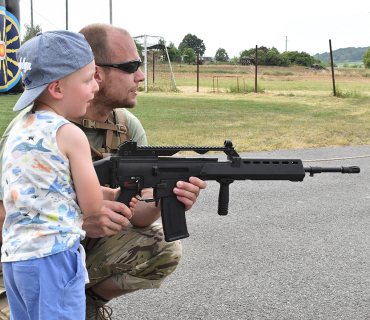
(111, 145), (369, 320)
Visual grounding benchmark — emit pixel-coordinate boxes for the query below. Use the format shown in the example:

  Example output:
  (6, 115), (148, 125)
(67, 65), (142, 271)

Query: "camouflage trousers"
(0, 223), (182, 319)
(84, 222), (182, 290)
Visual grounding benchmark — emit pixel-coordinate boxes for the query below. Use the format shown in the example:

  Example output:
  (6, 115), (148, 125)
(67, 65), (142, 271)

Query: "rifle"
(94, 140), (360, 242)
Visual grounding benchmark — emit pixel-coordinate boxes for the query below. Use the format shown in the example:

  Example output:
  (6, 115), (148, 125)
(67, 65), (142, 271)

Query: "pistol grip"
(115, 188), (137, 209)
(161, 194), (189, 242)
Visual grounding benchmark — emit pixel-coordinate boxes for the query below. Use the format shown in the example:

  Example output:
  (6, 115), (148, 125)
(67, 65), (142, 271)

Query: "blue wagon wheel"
(0, 6), (21, 92)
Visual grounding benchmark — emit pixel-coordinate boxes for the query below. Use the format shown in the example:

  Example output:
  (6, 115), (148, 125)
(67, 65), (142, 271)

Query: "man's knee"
(85, 223), (182, 289)
(111, 237), (182, 290)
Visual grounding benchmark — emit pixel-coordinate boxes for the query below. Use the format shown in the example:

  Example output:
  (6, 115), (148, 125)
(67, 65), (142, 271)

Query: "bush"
(183, 48), (196, 65)
(335, 85), (363, 98)
(239, 48), (316, 67)
(363, 48), (370, 68)
(265, 48), (280, 66)
(229, 84), (265, 94)
(256, 50), (266, 65)
(321, 61), (335, 68)
(262, 70), (294, 76)
(281, 51), (316, 66)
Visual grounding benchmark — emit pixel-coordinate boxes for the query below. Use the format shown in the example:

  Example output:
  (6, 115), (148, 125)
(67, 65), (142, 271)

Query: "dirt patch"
(178, 86), (213, 94)
(173, 65), (370, 83)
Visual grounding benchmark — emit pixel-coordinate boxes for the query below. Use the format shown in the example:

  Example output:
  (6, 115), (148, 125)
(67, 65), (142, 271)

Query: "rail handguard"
(94, 140), (360, 242)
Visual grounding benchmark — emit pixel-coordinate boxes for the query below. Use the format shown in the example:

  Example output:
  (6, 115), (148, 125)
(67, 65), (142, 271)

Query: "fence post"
(255, 45), (258, 93)
(197, 53), (199, 92)
(153, 52), (155, 84)
(329, 39), (336, 96)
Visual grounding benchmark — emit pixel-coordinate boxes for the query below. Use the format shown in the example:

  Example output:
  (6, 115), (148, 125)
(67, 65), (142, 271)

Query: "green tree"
(265, 47), (280, 65)
(232, 56), (239, 63)
(168, 46), (182, 63)
(158, 38), (166, 59)
(215, 48), (229, 62)
(239, 48), (255, 59)
(134, 40), (144, 61)
(178, 34), (206, 56)
(284, 51), (315, 66)
(363, 48), (370, 68)
(22, 22), (42, 45)
(255, 50), (266, 65)
(278, 52), (291, 66)
(183, 48), (196, 64)
(178, 41), (188, 53)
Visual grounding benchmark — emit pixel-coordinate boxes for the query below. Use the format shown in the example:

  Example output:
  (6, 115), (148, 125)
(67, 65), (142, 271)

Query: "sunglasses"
(96, 60), (142, 73)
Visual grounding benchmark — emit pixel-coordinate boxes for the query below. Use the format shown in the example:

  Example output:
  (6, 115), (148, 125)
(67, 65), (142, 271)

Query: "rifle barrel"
(304, 166), (360, 175)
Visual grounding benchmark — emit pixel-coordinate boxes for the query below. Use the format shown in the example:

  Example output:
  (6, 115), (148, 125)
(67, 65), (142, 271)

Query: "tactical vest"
(68, 109), (130, 160)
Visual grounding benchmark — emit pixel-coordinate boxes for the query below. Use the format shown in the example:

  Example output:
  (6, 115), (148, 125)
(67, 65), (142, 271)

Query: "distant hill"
(314, 47), (369, 63)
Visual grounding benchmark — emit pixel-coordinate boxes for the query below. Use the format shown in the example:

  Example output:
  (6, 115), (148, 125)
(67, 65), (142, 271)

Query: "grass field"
(1, 65), (369, 152)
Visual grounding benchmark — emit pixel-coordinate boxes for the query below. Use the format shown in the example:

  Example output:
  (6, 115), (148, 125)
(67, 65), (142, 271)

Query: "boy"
(1, 31), (136, 319)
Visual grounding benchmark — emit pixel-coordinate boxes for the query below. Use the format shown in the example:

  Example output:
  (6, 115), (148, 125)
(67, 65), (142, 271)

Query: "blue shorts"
(3, 240), (85, 320)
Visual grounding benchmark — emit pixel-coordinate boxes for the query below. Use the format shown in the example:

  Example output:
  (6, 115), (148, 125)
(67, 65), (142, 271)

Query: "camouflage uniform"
(0, 107), (182, 319)
(85, 223), (182, 290)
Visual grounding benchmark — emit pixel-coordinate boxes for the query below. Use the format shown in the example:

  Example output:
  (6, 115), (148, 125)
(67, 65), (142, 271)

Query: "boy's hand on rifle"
(173, 177), (207, 211)
(101, 186), (121, 201)
(82, 187), (136, 238)
(128, 196), (138, 216)
(102, 186), (137, 216)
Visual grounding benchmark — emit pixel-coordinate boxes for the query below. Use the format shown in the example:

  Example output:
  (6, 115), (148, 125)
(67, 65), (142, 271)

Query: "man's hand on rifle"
(82, 177), (207, 238)
(173, 177), (207, 211)
(130, 177), (207, 228)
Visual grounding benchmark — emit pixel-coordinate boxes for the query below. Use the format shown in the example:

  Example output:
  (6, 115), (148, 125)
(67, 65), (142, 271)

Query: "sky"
(16, 0), (370, 58)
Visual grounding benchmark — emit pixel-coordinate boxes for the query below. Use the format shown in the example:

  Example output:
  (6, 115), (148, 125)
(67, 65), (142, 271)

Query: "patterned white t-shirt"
(1, 110), (85, 262)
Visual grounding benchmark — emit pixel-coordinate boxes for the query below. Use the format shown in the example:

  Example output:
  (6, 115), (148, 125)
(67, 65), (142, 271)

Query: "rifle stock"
(94, 140), (360, 242)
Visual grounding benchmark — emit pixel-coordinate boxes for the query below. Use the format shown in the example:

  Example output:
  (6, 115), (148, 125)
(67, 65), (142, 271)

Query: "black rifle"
(94, 140), (360, 242)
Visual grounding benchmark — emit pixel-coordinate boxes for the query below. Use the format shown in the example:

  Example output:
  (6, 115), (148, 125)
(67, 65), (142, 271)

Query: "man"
(0, 23), (206, 320)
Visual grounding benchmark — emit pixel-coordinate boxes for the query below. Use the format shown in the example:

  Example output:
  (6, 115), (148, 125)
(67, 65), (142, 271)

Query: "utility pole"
(30, 0), (34, 37)
(285, 36), (287, 52)
(66, 0), (68, 30)
(109, 0), (112, 24)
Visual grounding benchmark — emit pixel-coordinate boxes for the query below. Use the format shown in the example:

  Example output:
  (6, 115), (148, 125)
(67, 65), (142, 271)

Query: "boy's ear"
(47, 80), (63, 100)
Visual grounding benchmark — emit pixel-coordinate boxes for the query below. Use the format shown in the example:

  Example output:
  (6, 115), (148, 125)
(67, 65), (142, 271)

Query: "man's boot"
(0, 292), (10, 320)
(85, 295), (113, 320)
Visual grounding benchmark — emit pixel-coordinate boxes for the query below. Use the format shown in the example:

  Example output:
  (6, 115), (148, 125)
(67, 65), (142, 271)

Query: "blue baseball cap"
(13, 30), (95, 112)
